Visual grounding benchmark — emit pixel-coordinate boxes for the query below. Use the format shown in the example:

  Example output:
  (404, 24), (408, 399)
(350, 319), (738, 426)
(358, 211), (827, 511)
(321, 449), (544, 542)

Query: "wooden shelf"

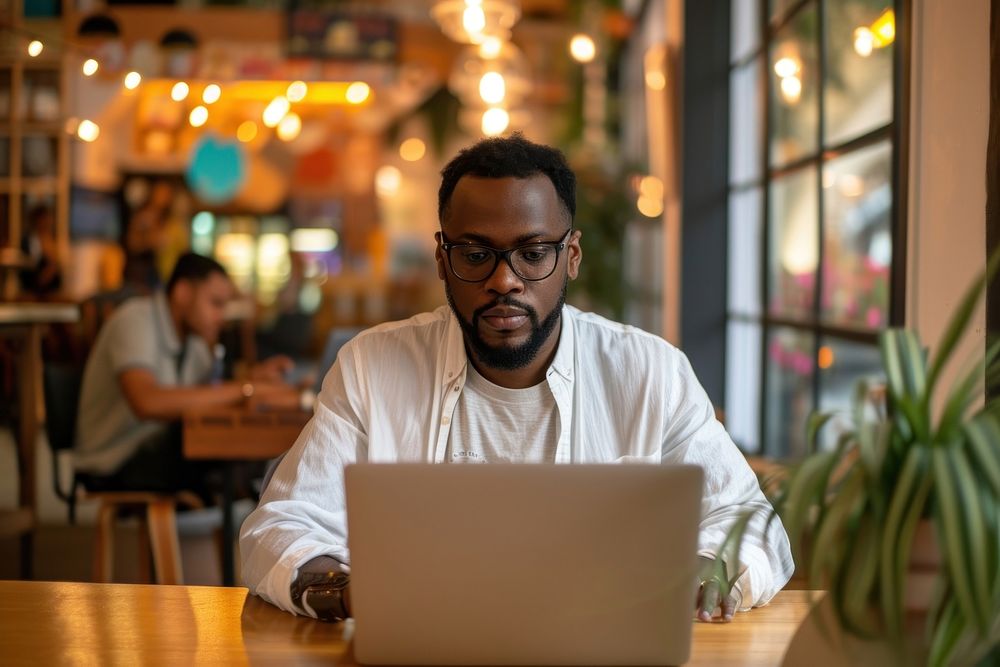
(0, 178), (60, 194)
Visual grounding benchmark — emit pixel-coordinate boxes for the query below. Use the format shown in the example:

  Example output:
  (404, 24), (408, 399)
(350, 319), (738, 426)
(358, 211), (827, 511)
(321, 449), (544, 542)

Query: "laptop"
(345, 463), (704, 666)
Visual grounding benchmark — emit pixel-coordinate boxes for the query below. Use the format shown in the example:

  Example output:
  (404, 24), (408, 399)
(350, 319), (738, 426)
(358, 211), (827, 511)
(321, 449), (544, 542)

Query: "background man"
(75, 252), (301, 498)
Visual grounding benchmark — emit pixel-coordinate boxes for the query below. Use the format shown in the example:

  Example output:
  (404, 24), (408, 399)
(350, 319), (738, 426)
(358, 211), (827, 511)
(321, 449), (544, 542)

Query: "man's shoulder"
(345, 306), (452, 356)
(567, 305), (679, 360)
(99, 295), (157, 337)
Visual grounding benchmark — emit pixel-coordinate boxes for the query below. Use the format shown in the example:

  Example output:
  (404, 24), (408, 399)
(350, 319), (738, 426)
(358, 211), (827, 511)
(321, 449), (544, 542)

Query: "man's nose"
(483, 255), (524, 295)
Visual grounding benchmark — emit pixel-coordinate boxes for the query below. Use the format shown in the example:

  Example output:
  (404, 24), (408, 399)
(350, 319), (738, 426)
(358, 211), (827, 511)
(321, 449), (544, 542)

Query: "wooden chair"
(42, 362), (200, 584)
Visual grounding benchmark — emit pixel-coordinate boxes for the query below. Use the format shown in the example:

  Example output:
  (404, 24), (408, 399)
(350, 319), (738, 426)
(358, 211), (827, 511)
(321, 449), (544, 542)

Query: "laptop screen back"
(345, 463), (704, 666)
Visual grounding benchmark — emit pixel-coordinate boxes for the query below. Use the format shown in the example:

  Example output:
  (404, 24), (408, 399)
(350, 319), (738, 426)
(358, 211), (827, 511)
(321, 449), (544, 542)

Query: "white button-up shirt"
(240, 305), (794, 615)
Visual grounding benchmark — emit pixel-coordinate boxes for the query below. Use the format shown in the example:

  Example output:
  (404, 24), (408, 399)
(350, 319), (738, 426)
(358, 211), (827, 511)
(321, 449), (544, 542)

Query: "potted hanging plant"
(716, 255), (1000, 666)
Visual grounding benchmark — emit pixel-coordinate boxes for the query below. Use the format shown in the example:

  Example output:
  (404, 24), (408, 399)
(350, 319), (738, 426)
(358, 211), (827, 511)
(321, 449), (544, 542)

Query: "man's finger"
(698, 579), (720, 622)
(721, 593), (737, 622)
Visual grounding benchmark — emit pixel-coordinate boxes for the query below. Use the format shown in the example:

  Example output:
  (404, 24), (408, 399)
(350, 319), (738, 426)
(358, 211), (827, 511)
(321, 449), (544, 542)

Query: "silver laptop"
(345, 463), (704, 666)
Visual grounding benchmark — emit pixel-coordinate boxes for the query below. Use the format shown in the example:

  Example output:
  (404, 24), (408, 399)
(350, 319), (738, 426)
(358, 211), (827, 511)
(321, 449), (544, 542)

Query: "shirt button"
(453, 385), (461, 392)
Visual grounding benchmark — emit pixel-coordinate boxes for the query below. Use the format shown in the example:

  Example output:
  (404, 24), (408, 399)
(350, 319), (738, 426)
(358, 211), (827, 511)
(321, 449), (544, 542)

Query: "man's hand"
(696, 555), (738, 622)
(250, 355), (294, 382)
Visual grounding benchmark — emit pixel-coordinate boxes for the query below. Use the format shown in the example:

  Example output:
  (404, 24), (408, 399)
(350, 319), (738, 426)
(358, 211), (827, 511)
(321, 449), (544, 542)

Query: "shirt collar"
(152, 290), (182, 355)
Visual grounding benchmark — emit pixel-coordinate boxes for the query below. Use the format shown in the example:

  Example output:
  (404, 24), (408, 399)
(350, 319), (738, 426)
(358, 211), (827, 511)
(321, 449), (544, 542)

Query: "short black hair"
(438, 133), (576, 224)
(166, 252), (229, 294)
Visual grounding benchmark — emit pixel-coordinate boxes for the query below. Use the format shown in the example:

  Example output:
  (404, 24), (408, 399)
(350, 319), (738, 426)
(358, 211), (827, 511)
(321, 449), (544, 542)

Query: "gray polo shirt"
(75, 291), (213, 475)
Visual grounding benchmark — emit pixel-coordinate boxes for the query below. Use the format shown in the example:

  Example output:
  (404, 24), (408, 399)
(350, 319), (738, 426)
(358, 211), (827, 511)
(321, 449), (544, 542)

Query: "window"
(726, 0), (907, 457)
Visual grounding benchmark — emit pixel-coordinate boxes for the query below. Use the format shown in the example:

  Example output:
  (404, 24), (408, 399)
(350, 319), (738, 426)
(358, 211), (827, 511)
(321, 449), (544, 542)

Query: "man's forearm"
(125, 380), (247, 420)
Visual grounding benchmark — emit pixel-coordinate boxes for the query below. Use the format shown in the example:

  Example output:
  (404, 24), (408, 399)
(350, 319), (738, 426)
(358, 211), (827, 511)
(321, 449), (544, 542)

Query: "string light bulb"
(27, 40), (43, 57)
(82, 59), (99, 76)
(171, 81), (190, 101)
(77, 119), (100, 142)
(189, 105), (208, 127)
(202, 84), (221, 104)
(346, 82), (371, 105)
(124, 71), (142, 89)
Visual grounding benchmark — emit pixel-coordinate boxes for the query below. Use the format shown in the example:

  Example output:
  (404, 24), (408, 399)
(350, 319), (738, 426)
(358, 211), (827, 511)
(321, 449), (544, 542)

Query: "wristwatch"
(290, 566), (351, 622)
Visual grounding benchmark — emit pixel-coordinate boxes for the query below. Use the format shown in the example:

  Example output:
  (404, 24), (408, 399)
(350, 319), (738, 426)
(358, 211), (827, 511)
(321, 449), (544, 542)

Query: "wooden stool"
(88, 490), (203, 585)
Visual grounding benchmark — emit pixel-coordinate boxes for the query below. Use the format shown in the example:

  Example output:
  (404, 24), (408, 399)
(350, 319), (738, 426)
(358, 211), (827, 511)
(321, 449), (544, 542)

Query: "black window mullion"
(812, 0), (828, 436)
(889, 0), (912, 327)
(758, 0), (772, 457)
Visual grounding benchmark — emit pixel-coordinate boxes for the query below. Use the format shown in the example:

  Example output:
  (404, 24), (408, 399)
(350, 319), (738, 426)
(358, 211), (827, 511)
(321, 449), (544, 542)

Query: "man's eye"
(519, 248), (549, 263)
(461, 250), (491, 264)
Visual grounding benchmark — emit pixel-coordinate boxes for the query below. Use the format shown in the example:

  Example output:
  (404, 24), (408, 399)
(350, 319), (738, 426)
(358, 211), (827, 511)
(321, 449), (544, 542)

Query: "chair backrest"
(42, 363), (84, 453)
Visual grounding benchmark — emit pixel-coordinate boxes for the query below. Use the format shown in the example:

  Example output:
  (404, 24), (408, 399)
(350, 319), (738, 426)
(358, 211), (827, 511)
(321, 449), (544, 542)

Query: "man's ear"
(171, 279), (192, 307)
(434, 231), (447, 281)
(566, 228), (583, 280)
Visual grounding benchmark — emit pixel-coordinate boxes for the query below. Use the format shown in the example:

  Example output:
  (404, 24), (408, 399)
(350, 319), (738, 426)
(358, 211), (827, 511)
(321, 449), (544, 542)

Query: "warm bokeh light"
(773, 56), (800, 78)
(277, 112), (302, 141)
(189, 105), (209, 127)
(569, 34), (596, 63)
(27, 40), (43, 57)
(639, 175), (664, 200)
(872, 9), (895, 44)
(171, 81), (190, 102)
(290, 228), (339, 253)
(817, 346), (835, 370)
(399, 137), (426, 162)
(77, 119), (100, 142)
(637, 195), (664, 218)
(481, 107), (510, 136)
(346, 81), (371, 105)
(479, 72), (506, 105)
(82, 59), (99, 76)
(202, 84), (222, 104)
(780, 75), (802, 104)
(645, 70), (666, 91)
(479, 36), (503, 59)
(462, 5), (487, 35)
(262, 96), (291, 127)
(853, 27), (874, 57)
(236, 121), (258, 143)
(287, 80), (308, 102)
(375, 165), (402, 198)
(124, 71), (142, 90)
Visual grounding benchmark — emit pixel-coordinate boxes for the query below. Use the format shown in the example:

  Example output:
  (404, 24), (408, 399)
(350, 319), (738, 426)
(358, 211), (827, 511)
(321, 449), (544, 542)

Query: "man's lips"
(479, 307), (530, 331)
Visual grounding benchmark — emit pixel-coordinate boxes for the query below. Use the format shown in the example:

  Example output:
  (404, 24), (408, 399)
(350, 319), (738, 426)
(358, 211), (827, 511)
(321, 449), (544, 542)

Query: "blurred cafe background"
(0, 0), (992, 586)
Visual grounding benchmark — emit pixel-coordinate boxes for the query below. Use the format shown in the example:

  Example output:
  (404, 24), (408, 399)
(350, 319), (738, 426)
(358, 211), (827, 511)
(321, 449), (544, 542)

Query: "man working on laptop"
(241, 135), (794, 624)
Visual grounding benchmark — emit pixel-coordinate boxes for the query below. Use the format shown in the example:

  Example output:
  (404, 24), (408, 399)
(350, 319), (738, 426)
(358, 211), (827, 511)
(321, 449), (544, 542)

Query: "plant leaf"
(928, 597), (965, 667)
(878, 446), (927, 638)
(949, 447), (992, 633)
(806, 412), (834, 456)
(777, 451), (836, 562)
(933, 448), (982, 632)
(965, 412), (1000, 498)
(840, 511), (881, 638)
(808, 469), (864, 592)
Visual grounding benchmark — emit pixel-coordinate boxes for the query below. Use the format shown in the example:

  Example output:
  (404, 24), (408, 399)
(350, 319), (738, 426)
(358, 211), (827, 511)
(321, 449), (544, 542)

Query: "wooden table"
(0, 581), (819, 666)
(183, 407), (311, 586)
(0, 303), (78, 578)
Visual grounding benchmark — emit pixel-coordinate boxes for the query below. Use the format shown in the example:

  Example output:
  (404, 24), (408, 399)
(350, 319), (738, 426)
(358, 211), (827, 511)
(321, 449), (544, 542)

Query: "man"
(241, 135), (793, 623)
(75, 252), (301, 497)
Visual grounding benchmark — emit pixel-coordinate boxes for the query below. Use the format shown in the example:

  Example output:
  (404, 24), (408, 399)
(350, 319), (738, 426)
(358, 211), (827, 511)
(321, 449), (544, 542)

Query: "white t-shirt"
(445, 364), (559, 464)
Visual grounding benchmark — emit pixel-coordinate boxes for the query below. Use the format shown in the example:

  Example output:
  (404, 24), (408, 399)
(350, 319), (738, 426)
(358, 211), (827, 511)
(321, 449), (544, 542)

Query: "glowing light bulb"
(287, 80), (308, 103)
(171, 81), (190, 102)
(277, 112), (302, 141)
(202, 84), (221, 105)
(346, 82), (371, 104)
(479, 72), (506, 105)
(780, 75), (802, 104)
(462, 6), (486, 36)
(189, 105), (209, 128)
(124, 71), (142, 90)
(569, 34), (596, 63)
(77, 119), (100, 142)
(481, 108), (509, 136)
(82, 59), (99, 76)
(774, 56), (800, 78)
(853, 27), (874, 57)
(262, 96), (291, 127)
(27, 40), (43, 57)
(479, 37), (502, 59)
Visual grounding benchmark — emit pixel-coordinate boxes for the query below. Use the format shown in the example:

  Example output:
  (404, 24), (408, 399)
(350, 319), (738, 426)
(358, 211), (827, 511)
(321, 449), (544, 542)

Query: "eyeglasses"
(440, 229), (571, 282)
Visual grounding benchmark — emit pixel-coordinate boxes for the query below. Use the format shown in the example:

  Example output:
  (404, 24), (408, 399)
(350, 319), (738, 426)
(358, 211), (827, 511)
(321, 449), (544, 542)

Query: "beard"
(445, 280), (567, 371)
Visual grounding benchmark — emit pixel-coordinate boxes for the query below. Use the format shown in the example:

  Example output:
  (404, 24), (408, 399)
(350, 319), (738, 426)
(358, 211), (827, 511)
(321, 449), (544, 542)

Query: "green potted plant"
(720, 256), (1000, 666)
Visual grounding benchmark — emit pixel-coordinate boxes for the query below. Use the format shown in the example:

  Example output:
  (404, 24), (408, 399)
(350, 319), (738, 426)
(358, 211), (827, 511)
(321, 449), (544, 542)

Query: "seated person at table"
(75, 252), (302, 499)
(240, 135), (794, 623)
